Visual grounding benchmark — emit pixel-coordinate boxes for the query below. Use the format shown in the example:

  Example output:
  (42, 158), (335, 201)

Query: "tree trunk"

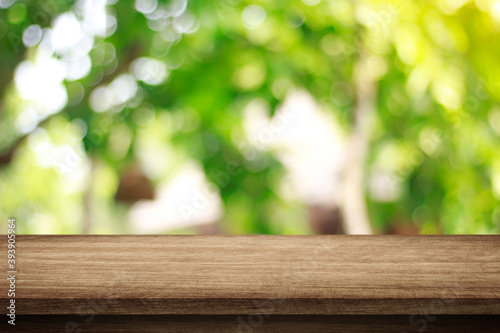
(341, 53), (376, 235)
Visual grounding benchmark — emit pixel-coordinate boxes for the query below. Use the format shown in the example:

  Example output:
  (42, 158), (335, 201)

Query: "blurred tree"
(0, 0), (499, 234)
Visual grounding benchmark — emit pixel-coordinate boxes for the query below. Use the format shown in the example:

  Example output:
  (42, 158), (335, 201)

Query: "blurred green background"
(0, 0), (499, 234)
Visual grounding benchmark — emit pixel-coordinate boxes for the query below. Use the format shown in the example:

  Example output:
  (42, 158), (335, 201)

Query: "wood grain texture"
(5, 315), (500, 333)
(1, 235), (499, 315)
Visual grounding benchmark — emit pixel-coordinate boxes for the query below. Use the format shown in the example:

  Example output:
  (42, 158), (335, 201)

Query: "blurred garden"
(0, 0), (499, 234)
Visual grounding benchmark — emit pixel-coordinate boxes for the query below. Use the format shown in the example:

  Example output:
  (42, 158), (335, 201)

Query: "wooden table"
(2, 235), (499, 332)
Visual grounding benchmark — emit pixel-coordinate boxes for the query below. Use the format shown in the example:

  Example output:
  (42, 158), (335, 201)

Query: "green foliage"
(0, 0), (499, 234)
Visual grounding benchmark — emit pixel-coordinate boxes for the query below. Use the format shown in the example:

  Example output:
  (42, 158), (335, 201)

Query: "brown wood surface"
(1, 235), (499, 315)
(4, 315), (500, 333)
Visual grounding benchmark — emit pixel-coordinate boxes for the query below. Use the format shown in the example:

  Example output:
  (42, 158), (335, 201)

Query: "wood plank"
(1, 235), (499, 315)
(5, 315), (500, 333)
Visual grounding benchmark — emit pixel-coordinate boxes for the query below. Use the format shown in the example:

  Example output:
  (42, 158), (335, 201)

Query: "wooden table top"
(2, 235), (499, 315)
